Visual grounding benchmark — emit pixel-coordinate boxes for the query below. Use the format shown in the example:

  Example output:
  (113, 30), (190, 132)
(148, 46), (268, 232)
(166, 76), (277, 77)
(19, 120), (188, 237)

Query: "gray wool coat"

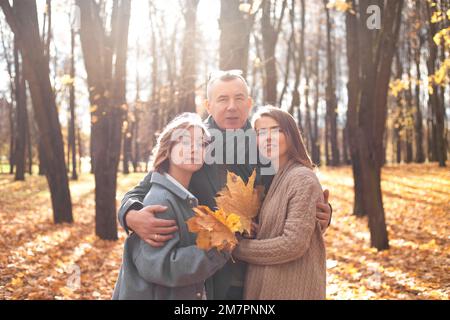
(112, 172), (230, 300)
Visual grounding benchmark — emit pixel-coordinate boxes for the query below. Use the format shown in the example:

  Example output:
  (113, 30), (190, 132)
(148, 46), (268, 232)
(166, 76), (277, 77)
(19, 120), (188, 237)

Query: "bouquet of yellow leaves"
(186, 170), (263, 252)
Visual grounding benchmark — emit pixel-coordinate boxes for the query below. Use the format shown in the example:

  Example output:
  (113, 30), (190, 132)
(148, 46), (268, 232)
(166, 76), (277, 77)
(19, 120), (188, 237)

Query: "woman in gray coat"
(113, 113), (230, 300)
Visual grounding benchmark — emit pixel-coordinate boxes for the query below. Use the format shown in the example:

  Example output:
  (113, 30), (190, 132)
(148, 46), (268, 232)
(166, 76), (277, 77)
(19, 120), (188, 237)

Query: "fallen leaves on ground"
(0, 163), (448, 299)
(0, 173), (137, 300)
(318, 163), (450, 300)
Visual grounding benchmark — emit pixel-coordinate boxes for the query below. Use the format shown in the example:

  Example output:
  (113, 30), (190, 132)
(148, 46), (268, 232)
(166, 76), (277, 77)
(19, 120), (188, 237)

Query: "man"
(118, 70), (332, 299)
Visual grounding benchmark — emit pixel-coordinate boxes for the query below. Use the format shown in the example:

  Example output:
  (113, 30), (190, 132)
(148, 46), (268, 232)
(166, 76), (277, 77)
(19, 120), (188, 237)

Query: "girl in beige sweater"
(233, 106), (326, 300)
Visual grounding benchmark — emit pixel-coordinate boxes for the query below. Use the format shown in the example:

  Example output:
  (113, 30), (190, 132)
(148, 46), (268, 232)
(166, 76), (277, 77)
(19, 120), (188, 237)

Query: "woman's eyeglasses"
(255, 127), (284, 137)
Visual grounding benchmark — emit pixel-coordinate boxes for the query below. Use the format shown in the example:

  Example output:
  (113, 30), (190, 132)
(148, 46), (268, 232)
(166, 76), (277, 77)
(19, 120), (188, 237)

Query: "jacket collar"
(151, 172), (198, 208)
(205, 115), (252, 132)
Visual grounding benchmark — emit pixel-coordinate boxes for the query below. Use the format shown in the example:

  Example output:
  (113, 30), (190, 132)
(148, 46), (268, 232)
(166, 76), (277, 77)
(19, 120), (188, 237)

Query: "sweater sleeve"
(233, 175), (321, 265)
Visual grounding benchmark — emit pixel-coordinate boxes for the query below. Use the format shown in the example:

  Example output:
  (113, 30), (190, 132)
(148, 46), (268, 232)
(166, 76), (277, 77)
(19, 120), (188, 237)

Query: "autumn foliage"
(0, 163), (449, 300)
(187, 170), (263, 252)
(187, 206), (240, 252)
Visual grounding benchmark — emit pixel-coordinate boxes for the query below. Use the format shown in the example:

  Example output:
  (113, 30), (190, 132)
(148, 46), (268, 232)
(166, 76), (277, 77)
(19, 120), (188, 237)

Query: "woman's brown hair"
(151, 113), (209, 173)
(252, 106), (314, 169)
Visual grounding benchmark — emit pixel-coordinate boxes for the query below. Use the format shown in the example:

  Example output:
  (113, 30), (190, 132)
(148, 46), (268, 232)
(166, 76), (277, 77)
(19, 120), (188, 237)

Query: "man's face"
(205, 78), (253, 129)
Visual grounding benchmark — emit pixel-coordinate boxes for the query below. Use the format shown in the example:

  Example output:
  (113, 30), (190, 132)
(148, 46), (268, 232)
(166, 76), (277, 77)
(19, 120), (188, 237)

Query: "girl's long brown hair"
(252, 106), (314, 169)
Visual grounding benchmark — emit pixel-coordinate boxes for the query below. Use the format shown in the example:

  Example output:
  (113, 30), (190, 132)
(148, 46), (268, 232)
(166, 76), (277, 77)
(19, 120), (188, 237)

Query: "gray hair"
(206, 69), (250, 100)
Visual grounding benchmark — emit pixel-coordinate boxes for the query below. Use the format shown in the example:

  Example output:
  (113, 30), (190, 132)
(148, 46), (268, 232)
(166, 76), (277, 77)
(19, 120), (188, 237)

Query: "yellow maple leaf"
(430, 10), (444, 24)
(326, 0), (353, 12)
(186, 170), (262, 252)
(389, 78), (411, 97)
(215, 170), (263, 234)
(433, 27), (450, 47)
(186, 206), (239, 252)
(60, 74), (74, 86)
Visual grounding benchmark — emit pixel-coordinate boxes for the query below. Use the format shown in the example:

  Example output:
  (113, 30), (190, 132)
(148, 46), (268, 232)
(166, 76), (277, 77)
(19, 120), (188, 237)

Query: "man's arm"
(118, 171), (153, 233)
(118, 171), (178, 247)
(134, 200), (229, 288)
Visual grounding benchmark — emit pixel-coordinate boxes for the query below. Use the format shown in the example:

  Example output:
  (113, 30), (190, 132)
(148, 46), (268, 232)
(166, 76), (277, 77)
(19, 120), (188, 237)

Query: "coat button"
(196, 292), (202, 299)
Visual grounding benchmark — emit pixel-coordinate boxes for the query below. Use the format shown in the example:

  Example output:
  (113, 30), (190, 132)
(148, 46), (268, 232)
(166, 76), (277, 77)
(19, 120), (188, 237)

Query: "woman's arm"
(133, 199), (229, 287)
(233, 175), (321, 265)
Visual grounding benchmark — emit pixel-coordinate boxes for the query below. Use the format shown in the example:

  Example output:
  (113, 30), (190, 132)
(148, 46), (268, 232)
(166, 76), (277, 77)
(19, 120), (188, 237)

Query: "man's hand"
(125, 205), (178, 247)
(242, 221), (259, 239)
(316, 189), (331, 233)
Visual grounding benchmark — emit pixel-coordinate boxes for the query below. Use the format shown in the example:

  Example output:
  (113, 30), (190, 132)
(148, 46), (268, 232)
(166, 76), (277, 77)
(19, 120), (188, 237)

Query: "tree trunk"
(304, 61), (312, 154)
(122, 127), (131, 174)
(89, 132), (94, 173)
(323, 0), (340, 166)
(413, 7), (425, 163)
(346, 0), (403, 248)
(425, 2), (446, 167)
(404, 46), (414, 164)
(8, 99), (14, 175)
(179, 0), (199, 113)
(132, 112), (140, 172)
(1, 0), (73, 223)
(394, 53), (404, 164)
(261, 0), (287, 105)
(278, 30), (292, 106)
(219, 0), (253, 76)
(311, 23), (321, 166)
(345, 1), (364, 216)
(342, 126), (350, 164)
(325, 122), (330, 165)
(38, 138), (46, 175)
(146, 8), (159, 170)
(13, 34), (26, 181)
(395, 126), (402, 163)
(77, 126), (82, 173)
(26, 105), (32, 175)
(77, 0), (131, 240)
(0, 22), (16, 175)
(289, 0), (305, 116)
(69, 28), (78, 180)
(358, 0), (403, 250)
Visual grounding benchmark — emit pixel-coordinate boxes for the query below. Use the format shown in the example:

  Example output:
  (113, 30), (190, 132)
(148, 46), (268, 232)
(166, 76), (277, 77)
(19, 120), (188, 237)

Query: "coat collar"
(205, 115), (252, 132)
(151, 172), (198, 208)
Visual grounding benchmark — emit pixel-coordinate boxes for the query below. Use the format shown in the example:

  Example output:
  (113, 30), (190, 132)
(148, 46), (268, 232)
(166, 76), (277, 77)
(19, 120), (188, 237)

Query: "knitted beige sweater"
(233, 160), (326, 300)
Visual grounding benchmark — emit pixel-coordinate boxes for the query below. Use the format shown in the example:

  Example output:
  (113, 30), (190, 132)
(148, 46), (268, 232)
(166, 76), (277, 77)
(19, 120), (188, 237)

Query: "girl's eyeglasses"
(178, 136), (211, 149)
